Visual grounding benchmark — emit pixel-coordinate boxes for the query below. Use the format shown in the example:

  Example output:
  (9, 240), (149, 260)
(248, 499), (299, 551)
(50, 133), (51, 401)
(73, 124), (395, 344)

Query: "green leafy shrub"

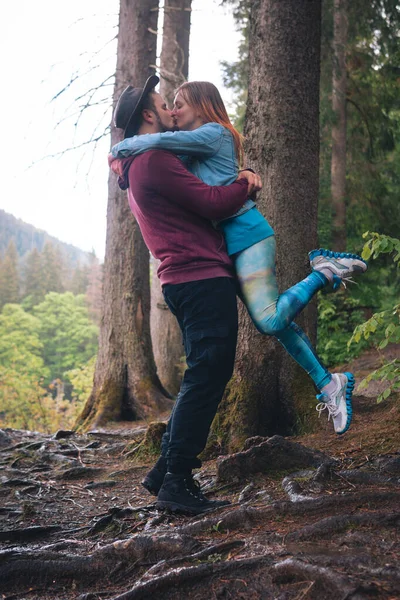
(348, 232), (400, 401)
(317, 293), (371, 367)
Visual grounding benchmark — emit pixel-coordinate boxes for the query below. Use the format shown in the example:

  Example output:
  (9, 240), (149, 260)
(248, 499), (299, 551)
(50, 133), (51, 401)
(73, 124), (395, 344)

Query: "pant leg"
(276, 322), (331, 389)
(235, 237), (332, 391)
(162, 277), (238, 473)
(235, 237), (327, 334)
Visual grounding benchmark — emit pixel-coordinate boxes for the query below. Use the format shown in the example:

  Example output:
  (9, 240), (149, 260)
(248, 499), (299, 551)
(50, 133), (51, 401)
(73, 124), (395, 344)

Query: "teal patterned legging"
(235, 236), (331, 390)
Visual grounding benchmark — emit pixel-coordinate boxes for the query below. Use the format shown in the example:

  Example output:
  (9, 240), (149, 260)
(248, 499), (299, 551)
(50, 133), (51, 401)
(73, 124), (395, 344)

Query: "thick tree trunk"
(331, 0), (348, 251)
(159, 0), (192, 107)
(150, 258), (184, 396)
(149, 0), (192, 395)
(213, 0), (322, 451)
(78, 0), (172, 431)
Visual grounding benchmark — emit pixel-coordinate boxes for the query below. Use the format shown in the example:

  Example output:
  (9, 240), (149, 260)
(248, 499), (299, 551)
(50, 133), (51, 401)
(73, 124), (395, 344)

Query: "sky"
(0, 0), (240, 260)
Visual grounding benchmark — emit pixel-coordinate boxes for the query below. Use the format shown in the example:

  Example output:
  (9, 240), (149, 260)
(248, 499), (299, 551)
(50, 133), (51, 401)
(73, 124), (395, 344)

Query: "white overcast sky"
(0, 0), (240, 260)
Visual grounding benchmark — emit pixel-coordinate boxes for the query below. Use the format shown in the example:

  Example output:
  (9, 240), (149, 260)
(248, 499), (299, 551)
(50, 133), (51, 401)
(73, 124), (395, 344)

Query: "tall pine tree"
(0, 241), (19, 310)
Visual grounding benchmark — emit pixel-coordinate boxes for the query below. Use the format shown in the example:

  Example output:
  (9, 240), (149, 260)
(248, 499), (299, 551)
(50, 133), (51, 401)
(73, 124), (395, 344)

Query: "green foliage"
(33, 292), (99, 383)
(319, 0), (400, 251)
(0, 241), (19, 309)
(23, 248), (45, 308)
(361, 231), (400, 264)
(0, 304), (50, 430)
(65, 355), (96, 403)
(0, 295), (99, 432)
(348, 232), (400, 401)
(41, 242), (65, 296)
(317, 292), (371, 367)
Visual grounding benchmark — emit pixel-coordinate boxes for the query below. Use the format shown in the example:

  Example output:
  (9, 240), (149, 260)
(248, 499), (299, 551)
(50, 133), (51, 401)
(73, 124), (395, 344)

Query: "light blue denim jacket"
(111, 123), (274, 254)
(112, 123), (255, 219)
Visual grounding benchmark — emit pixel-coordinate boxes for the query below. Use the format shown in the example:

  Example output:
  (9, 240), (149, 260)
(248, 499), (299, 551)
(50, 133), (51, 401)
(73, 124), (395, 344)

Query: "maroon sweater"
(121, 150), (248, 285)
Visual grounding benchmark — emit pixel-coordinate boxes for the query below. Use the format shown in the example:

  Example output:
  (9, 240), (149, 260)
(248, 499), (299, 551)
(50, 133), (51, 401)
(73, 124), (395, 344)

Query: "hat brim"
(124, 74), (160, 138)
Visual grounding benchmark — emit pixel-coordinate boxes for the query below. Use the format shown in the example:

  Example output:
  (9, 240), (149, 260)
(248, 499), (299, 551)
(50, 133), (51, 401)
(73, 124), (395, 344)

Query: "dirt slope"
(0, 347), (399, 600)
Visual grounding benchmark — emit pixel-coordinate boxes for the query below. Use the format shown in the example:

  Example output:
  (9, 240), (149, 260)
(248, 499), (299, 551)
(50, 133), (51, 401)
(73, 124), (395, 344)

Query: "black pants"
(161, 277), (238, 473)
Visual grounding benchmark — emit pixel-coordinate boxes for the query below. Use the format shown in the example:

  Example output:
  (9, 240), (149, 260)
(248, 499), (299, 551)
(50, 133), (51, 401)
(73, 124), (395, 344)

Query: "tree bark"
(159, 0), (192, 107)
(78, 0), (172, 431)
(150, 258), (183, 396)
(149, 0), (192, 395)
(213, 0), (322, 450)
(331, 0), (348, 251)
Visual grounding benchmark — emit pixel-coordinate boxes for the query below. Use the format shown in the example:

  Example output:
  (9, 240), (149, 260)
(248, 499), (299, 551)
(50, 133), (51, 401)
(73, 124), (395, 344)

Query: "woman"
(109, 81), (367, 435)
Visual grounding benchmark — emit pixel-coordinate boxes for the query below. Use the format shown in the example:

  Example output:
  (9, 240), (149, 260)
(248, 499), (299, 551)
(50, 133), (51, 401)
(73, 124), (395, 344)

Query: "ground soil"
(0, 346), (399, 600)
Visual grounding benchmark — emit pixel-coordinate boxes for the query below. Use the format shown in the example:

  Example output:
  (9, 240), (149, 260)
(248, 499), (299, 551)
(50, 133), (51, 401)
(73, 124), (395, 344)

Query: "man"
(112, 75), (260, 515)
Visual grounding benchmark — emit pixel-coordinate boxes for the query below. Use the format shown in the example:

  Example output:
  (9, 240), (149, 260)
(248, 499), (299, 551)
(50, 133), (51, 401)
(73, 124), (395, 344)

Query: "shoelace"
(332, 275), (357, 291)
(185, 477), (206, 501)
(316, 398), (340, 420)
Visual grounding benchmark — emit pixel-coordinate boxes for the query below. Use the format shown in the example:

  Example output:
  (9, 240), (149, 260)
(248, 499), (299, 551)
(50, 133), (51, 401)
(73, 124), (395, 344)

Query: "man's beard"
(154, 110), (178, 133)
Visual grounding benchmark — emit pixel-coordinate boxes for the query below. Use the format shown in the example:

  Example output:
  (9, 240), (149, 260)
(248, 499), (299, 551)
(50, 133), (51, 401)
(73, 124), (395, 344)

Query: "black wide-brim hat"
(113, 74), (160, 138)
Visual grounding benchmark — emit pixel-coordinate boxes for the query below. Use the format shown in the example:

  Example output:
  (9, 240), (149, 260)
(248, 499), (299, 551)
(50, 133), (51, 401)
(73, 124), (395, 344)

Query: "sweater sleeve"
(112, 123), (224, 159)
(143, 151), (248, 220)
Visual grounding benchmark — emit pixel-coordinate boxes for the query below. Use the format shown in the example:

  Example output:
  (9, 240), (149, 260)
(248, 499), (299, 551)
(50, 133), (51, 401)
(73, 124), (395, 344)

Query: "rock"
(53, 430), (75, 440)
(242, 436), (268, 451)
(216, 435), (329, 483)
(55, 466), (105, 481)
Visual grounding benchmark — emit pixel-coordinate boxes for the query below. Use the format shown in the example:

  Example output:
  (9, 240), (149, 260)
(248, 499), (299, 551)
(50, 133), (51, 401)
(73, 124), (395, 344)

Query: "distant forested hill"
(0, 209), (93, 266)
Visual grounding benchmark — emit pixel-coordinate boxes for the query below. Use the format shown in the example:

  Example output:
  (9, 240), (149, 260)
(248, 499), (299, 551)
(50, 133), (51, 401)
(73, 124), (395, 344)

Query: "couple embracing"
(109, 75), (367, 515)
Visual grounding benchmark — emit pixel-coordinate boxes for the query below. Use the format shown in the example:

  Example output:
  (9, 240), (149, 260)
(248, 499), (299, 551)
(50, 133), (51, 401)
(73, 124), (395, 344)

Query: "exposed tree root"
(0, 534), (199, 592)
(140, 539), (245, 579)
(0, 526), (62, 542)
(216, 435), (329, 482)
(286, 511), (400, 542)
(337, 469), (400, 487)
(282, 470), (315, 501)
(108, 555), (272, 600)
(177, 491), (400, 535)
(271, 558), (355, 599)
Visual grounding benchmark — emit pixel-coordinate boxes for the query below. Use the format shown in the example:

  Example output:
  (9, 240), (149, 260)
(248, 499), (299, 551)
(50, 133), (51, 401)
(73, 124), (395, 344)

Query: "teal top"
(112, 123), (274, 255)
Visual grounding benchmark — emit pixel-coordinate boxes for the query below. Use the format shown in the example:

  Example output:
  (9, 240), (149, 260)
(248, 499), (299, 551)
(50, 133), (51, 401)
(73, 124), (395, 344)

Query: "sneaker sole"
(156, 500), (218, 515)
(337, 371), (354, 435)
(309, 248), (367, 274)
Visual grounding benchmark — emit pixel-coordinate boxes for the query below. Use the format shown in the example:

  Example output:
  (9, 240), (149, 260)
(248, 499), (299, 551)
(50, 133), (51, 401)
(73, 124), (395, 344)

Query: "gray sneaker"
(316, 372), (354, 434)
(309, 248), (367, 288)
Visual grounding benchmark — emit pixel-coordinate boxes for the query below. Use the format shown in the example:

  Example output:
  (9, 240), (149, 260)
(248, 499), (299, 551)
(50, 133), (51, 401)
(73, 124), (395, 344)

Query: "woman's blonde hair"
(176, 81), (244, 167)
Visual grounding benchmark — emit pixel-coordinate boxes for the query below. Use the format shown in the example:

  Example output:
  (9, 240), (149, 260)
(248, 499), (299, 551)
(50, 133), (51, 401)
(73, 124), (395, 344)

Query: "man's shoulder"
(129, 149), (187, 186)
(131, 148), (182, 168)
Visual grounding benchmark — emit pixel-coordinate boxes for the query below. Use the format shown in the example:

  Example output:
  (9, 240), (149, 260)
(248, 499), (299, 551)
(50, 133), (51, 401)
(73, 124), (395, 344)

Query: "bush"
(348, 232), (400, 401)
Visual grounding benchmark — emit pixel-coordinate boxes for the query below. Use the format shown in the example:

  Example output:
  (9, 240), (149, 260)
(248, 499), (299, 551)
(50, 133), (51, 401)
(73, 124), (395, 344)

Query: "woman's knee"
(252, 315), (286, 336)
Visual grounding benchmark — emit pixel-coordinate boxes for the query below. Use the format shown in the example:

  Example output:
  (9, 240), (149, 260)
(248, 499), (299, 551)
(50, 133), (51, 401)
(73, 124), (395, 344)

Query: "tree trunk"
(149, 0), (192, 395)
(78, 0), (172, 431)
(213, 0), (322, 451)
(150, 258), (184, 396)
(159, 0), (192, 107)
(331, 0), (348, 251)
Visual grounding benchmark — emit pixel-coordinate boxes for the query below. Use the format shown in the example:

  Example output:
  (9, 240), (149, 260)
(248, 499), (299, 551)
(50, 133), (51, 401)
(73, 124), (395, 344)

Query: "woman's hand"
(108, 153), (124, 176)
(237, 169), (262, 198)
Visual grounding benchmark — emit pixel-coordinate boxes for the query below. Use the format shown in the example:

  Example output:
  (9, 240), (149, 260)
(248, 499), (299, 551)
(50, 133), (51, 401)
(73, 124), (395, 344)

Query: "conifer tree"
(23, 247), (44, 308)
(0, 241), (19, 309)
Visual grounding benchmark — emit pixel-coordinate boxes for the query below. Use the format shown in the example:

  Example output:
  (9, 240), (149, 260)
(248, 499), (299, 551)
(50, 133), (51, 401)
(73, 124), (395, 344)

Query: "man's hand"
(237, 169), (262, 198)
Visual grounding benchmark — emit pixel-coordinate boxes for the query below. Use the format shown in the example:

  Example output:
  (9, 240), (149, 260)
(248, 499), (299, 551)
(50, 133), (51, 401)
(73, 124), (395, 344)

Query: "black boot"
(156, 472), (230, 515)
(141, 456), (167, 496)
